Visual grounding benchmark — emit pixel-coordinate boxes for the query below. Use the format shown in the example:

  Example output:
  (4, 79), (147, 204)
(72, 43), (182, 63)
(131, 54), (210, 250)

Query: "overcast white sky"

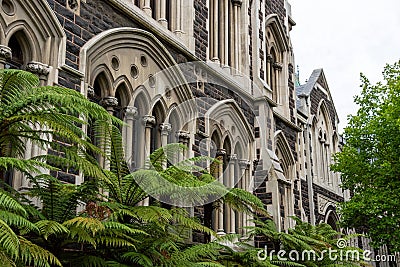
(290, 0), (400, 131)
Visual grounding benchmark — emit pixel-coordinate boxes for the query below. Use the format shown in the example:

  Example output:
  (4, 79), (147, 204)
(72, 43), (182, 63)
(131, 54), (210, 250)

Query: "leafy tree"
(0, 188), (61, 267)
(88, 123), (268, 266)
(331, 61), (400, 251)
(0, 68), (118, 267)
(0, 69), (118, 185)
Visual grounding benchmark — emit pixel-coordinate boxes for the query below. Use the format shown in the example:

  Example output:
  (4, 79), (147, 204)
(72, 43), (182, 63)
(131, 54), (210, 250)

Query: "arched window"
(265, 16), (288, 103)
(314, 102), (334, 186)
(7, 32), (29, 69)
(151, 101), (165, 153)
(269, 47), (277, 101)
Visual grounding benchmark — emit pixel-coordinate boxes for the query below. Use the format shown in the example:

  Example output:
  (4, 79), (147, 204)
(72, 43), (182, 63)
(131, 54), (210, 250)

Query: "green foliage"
(0, 69), (119, 185)
(0, 189), (61, 267)
(331, 60), (400, 251)
(219, 217), (368, 267)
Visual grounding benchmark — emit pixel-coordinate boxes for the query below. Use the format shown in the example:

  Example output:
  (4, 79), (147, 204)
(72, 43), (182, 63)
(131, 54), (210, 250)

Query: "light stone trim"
(26, 61), (51, 77)
(0, 45), (12, 60)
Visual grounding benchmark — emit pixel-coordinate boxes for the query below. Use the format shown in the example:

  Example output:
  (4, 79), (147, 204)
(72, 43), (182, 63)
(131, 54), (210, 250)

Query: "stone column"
(124, 106), (138, 166)
(160, 123), (172, 168)
(177, 130), (190, 161)
(228, 154), (237, 233)
(216, 149), (226, 235)
(143, 115), (156, 168)
(211, 0), (219, 62)
(0, 45), (12, 69)
(266, 54), (273, 86)
(158, 0), (168, 28)
(219, 0), (229, 65)
(26, 62), (52, 175)
(160, 123), (172, 147)
(142, 0), (152, 15)
(273, 62), (283, 96)
(238, 159), (248, 235)
(26, 61), (50, 86)
(100, 97), (118, 169)
(141, 115), (155, 206)
(174, 0), (182, 36)
(232, 0), (242, 72)
(242, 160), (252, 236)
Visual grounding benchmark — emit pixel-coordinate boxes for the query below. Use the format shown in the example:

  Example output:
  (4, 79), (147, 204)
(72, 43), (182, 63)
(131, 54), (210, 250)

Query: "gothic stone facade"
(0, 0), (345, 244)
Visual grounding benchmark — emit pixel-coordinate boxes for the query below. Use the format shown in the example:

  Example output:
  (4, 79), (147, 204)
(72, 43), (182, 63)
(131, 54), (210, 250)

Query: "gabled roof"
(296, 69), (324, 97)
(295, 68), (339, 122)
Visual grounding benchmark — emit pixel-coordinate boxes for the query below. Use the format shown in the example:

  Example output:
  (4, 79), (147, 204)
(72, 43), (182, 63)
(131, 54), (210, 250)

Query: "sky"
(290, 0), (400, 131)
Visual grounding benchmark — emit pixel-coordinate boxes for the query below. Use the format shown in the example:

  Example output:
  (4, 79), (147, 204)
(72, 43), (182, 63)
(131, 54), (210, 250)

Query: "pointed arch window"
(6, 32), (29, 69)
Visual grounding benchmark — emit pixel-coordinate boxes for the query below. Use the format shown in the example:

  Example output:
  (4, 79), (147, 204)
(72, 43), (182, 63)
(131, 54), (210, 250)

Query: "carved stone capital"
(266, 54), (273, 63)
(273, 62), (283, 71)
(231, 0), (242, 7)
(216, 149), (226, 157)
(100, 96), (118, 108)
(177, 130), (190, 140)
(160, 123), (172, 135)
(87, 85), (95, 98)
(124, 106), (138, 120)
(239, 159), (250, 169)
(228, 154), (238, 161)
(0, 45), (12, 61)
(143, 115), (156, 128)
(26, 61), (50, 78)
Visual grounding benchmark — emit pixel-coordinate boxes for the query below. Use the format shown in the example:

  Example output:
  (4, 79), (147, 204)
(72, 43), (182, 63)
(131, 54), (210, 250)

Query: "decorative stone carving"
(317, 194), (335, 214)
(160, 123), (172, 135)
(124, 106), (138, 120)
(177, 130), (190, 140)
(216, 149), (227, 157)
(231, 0), (243, 7)
(26, 61), (50, 79)
(273, 62), (284, 71)
(0, 45), (12, 61)
(67, 0), (79, 11)
(87, 86), (95, 98)
(143, 115), (156, 127)
(239, 159), (250, 169)
(100, 96), (118, 108)
(228, 154), (237, 162)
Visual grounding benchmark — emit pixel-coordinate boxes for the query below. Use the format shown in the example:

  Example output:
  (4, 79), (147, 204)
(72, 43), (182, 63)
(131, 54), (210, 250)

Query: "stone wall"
(310, 87), (337, 131)
(193, 0), (208, 61)
(312, 183), (344, 223)
(275, 117), (298, 161)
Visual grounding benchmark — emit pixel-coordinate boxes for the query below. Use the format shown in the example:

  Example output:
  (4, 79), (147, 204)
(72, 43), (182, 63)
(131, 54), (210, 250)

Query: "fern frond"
(18, 237), (62, 267)
(35, 220), (69, 240)
(0, 219), (20, 259)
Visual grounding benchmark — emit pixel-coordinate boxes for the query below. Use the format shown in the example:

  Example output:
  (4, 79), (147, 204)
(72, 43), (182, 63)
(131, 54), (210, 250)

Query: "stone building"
(296, 69), (347, 229)
(0, 0), (344, 244)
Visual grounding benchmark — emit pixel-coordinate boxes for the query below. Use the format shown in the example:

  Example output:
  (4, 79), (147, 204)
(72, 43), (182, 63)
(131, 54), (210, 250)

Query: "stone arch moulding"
(274, 130), (295, 167)
(80, 27), (193, 105)
(114, 75), (134, 105)
(205, 99), (255, 158)
(265, 14), (289, 53)
(316, 99), (334, 136)
(0, 0), (66, 68)
(91, 65), (114, 97)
